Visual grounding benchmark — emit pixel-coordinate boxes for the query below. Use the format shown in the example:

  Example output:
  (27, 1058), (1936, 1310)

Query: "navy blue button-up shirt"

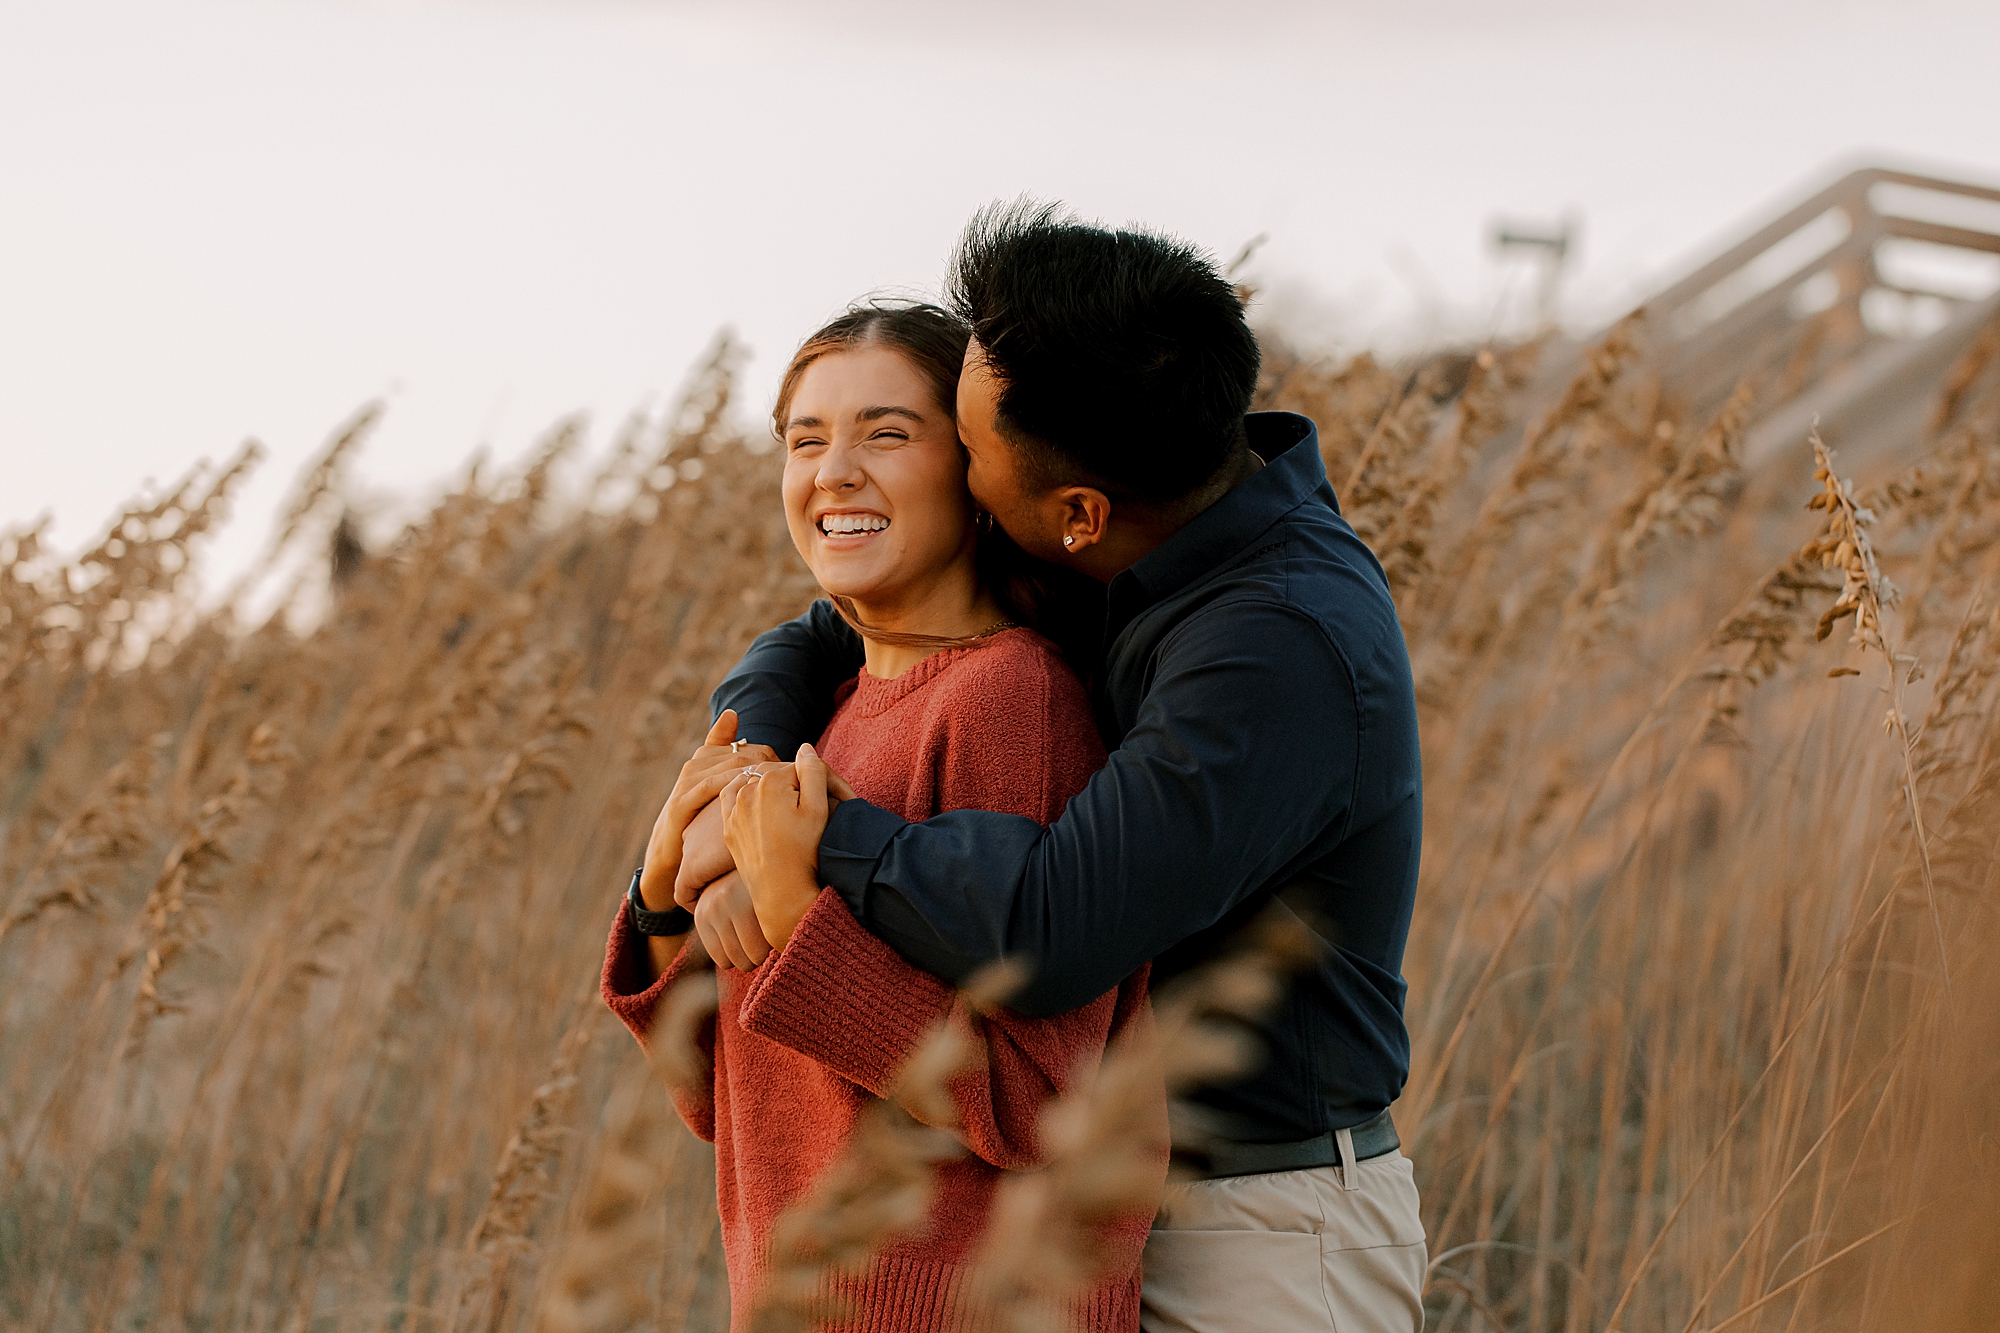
(712, 411), (1422, 1144)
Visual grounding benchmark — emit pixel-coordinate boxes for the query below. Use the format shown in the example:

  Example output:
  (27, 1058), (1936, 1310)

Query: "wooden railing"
(1641, 166), (2000, 460)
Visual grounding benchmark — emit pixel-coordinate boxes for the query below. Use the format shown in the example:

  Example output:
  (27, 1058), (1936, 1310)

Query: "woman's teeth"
(819, 514), (889, 535)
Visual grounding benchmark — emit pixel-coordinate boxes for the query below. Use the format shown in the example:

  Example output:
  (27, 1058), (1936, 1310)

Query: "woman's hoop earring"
(975, 511), (994, 535)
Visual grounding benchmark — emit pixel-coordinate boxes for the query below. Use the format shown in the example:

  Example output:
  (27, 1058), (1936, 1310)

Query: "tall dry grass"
(3, 302), (1998, 1332)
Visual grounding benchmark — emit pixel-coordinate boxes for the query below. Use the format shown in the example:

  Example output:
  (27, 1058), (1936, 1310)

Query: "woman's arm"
(628, 711), (773, 976)
(719, 643), (1136, 1169)
(601, 712), (774, 1140)
(599, 906), (718, 1141)
(734, 889), (1142, 1169)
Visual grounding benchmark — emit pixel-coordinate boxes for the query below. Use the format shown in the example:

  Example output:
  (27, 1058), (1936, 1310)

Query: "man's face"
(956, 341), (1069, 562)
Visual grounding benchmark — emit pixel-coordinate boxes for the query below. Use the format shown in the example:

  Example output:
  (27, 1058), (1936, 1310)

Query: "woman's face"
(780, 344), (975, 611)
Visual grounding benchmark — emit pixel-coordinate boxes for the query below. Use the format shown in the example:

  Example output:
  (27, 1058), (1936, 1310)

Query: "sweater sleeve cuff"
(600, 900), (699, 1044)
(737, 888), (952, 1095)
(819, 798), (909, 920)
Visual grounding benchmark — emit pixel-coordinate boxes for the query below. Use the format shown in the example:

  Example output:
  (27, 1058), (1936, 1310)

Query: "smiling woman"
(763, 301), (1107, 675)
(774, 306), (1008, 678)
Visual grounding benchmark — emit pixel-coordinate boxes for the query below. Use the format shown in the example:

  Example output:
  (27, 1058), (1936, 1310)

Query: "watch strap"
(626, 866), (695, 936)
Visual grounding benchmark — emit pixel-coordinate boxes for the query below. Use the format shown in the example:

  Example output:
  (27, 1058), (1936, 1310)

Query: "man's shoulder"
(1193, 502), (1401, 642)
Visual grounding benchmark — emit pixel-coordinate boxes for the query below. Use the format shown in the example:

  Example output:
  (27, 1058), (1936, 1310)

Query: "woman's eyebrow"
(784, 414), (823, 431)
(856, 405), (925, 424)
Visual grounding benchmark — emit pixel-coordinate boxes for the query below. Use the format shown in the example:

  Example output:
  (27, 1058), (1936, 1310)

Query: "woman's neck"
(849, 574), (1008, 680)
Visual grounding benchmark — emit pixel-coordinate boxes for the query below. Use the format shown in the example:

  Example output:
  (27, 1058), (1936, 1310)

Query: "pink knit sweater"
(602, 627), (1157, 1332)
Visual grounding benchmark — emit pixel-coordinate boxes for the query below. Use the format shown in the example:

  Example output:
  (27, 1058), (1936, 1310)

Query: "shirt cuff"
(818, 797), (909, 919)
(727, 724), (801, 753)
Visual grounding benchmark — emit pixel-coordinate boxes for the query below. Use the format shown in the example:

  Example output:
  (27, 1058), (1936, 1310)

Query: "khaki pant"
(1139, 1147), (1427, 1333)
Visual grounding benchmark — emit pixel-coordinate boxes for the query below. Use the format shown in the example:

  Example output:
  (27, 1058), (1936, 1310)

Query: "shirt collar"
(1106, 412), (1326, 623)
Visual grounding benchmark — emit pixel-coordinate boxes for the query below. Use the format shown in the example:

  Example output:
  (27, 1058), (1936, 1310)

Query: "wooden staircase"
(1640, 166), (2000, 474)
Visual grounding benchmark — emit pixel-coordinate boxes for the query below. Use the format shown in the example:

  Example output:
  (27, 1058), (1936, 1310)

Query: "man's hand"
(674, 798), (734, 908)
(692, 871), (772, 970)
(677, 739), (853, 906)
(723, 744), (837, 949)
(640, 710), (774, 911)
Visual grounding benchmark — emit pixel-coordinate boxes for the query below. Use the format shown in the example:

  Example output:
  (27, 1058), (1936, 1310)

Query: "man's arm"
(709, 599), (864, 753)
(818, 603), (1372, 1017)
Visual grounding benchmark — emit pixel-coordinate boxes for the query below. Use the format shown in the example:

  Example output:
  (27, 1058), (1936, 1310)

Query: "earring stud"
(1063, 536), (1075, 547)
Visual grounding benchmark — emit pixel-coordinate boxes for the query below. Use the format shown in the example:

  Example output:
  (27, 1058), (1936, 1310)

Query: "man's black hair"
(945, 200), (1262, 506)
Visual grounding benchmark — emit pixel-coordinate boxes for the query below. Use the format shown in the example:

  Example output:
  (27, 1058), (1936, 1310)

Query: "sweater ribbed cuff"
(600, 900), (700, 1042)
(601, 902), (717, 1140)
(737, 889), (953, 1096)
(819, 798), (909, 920)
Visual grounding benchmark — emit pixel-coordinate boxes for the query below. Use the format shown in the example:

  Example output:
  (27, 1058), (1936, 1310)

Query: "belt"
(1202, 1108), (1400, 1179)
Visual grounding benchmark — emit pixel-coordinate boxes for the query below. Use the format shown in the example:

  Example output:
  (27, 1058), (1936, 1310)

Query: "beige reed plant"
(745, 966), (1024, 1333)
(962, 913), (1318, 1331)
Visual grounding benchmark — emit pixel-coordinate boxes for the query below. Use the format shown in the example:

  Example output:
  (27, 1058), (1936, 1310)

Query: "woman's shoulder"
(925, 628), (1104, 816)
(934, 627), (1079, 703)
(931, 629), (1099, 751)
(847, 627), (1082, 738)
(960, 624), (1068, 672)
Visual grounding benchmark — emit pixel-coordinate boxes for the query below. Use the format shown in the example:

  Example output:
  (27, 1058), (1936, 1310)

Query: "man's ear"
(1057, 486), (1113, 554)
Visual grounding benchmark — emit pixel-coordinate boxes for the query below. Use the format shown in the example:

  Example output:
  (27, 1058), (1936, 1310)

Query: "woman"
(600, 302), (1158, 1331)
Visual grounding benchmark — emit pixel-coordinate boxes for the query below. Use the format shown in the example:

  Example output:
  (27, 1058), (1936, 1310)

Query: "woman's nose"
(816, 439), (865, 492)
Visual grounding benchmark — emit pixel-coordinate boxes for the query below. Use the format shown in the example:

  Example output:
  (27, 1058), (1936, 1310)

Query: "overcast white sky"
(3, 0), (1997, 588)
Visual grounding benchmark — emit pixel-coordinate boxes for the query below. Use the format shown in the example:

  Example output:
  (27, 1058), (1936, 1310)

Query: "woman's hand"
(639, 710), (776, 911)
(722, 744), (837, 950)
(677, 750), (854, 905)
(692, 871), (771, 970)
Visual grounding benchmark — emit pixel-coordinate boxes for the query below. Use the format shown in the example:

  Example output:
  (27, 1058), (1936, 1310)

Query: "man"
(685, 203), (1426, 1332)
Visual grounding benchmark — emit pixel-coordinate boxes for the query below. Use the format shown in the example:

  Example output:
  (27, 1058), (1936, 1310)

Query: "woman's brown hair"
(774, 300), (1103, 671)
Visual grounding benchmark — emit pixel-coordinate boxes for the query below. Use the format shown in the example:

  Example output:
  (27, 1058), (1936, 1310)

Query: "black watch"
(626, 866), (695, 936)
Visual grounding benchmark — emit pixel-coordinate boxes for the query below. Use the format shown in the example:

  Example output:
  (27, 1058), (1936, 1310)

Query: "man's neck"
(1071, 447), (1265, 582)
